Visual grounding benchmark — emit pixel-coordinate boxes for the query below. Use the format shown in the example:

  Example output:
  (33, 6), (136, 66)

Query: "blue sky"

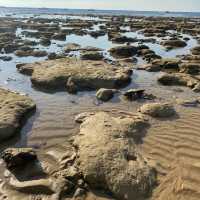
(0, 0), (199, 12)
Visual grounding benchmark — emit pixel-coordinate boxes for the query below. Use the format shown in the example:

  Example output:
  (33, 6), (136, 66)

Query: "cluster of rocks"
(1, 13), (200, 200)
(108, 44), (161, 64)
(0, 100), (179, 199)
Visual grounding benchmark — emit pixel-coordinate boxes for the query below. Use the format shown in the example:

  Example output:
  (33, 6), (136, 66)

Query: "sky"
(0, 0), (199, 12)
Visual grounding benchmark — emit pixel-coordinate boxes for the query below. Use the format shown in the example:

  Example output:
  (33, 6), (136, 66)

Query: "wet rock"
(123, 89), (145, 100)
(48, 52), (65, 60)
(60, 166), (81, 182)
(179, 63), (200, 75)
(192, 83), (200, 92)
(182, 54), (200, 62)
(0, 56), (12, 61)
(81, 46), (103, 52)
(74, 112), (156, 200)
(111, 35), (137, 43)
(143, 53), (162, 62)
(1, 148), (37, 169)
(89, 30), (106, 38)
(152, 58), (180, 70)
(21, 58), (131, 92)
(176, 98), (198, 107)
(23, 40), (38, 46)
(117, 57), (137, 64)
(31, 50), (48, 57)
(137, 48), (155, 56)
(96, 88), (116, 101)
(109, 45), (138, 58)
(0, 88), (36, 140)
(138, 64), (162, 72)
(161, 39), (187, 48)
(16, 63), (34, 75)
(64, 43), (81, 53)
(52, 33), (66, 41)
(80, 51), (103, 61)
(15, 50), (47, 57)
(75, 112), (95, 123)
(15, 50), (33, 57)
(158, 73), (199, 88)
(73, 187), (86, 199)
(139, 103), (176, 118)
(19, 46), (34, 51)
(4, 44), (19, 53)
(66, 77), (79, 94)
(191, 46), (200, 55)
(40, 37), (51, 46)
(124, 89), (156, 101)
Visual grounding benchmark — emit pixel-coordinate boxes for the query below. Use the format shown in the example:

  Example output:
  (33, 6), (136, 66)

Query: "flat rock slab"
(74, 112), (156, 200)
(0, 88), (36, 141)
(18, 58), (132, 92)
(158, 72), (200, 88)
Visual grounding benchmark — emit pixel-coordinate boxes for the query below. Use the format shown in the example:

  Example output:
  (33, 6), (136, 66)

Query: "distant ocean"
(0, 6), (200, 18)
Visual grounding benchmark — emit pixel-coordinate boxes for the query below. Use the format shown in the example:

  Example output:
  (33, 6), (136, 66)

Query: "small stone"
(96, 88), (116, 101)
(139, 103), (176, 118)
(123, 89), (145, 101)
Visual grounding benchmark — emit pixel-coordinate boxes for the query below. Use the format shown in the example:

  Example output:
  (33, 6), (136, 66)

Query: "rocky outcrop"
(18, 58), (132, 92)
(74, 112), (156, 200)
(0, 88), (36, 140)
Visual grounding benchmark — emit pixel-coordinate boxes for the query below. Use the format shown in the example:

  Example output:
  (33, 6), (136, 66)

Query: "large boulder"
(74, 112), (156, 200)
(109, 45), (138, 58)
(0, 88), (36, 140)
(139, 103), (176, 118)
(19, 58), (132, 92)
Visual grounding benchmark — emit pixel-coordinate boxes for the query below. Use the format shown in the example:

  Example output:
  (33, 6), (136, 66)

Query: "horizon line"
(0, 5), (200, 14)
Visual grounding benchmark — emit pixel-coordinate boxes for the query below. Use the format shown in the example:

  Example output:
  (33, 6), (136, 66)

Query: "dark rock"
(2, 148), (37, 169)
